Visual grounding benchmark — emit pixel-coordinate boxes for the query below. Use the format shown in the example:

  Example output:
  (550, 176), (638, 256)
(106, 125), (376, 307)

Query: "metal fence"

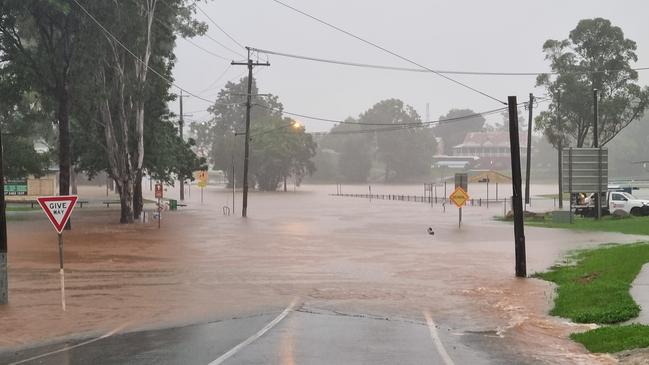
(331, 193), (512, 207)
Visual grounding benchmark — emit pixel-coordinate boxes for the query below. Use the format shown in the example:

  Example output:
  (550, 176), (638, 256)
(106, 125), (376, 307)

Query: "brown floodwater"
(0, 183), (645, 363)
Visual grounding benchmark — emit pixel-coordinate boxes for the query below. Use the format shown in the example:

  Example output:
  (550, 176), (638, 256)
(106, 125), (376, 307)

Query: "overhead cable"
(252, 47), (649, 76)
(269, 0), (506, 105)
(72, 0), (234, 106)
(195, 4), (246, 50)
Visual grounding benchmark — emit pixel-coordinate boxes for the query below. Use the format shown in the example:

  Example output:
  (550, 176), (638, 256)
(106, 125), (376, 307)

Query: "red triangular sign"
(37, 196), (78, 233)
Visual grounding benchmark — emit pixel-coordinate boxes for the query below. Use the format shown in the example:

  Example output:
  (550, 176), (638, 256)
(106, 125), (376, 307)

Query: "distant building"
(452, 131), (527, 170)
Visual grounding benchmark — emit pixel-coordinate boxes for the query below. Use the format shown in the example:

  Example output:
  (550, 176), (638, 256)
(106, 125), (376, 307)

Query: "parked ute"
(575, 191), (649, 217)
(608, 191), (649, 216)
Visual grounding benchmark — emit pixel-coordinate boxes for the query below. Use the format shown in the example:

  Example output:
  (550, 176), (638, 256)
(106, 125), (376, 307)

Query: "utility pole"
(507, 96), (527, 278)
(593, 89), (600, 220)
(179, 90), (185, 201)
(231, 155), (236, 216)
(231, 47), (270, 218)
(524, 93), (534, 206)
(1, 129), (8, 304)
(557, 90), (563, 209)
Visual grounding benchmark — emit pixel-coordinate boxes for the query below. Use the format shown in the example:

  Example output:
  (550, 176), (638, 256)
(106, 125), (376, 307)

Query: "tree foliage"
(0, 0), (83, 197)
(0, 67), (52, 178)
(433, 109), (485, 154)
(359, 99), (435, 182)
(196, 76), (317, 191)
(316, 120), (372, 183)
(250, 118), (316, 191)
(535, 18), (649, 148)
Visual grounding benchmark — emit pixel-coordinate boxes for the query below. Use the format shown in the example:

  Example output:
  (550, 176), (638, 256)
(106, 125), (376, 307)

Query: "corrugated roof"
(453, 131), (527, 149)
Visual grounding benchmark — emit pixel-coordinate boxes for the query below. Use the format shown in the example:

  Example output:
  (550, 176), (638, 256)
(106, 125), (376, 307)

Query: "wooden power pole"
(179, 89), (185, 201)
(508, 96), (527, 278)
(524, 93), (533, 206)
(1, 128), (8, 304)
(232, 47), (269, 217)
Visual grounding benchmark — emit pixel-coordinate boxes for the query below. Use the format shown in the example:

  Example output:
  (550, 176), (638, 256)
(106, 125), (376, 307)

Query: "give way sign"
(37, 196), (79, 233)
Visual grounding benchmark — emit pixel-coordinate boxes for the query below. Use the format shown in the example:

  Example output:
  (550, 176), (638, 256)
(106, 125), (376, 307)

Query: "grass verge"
(536, 243), (649, 353)
(571, 325), (649, 353)
(527, 215), (649, 236)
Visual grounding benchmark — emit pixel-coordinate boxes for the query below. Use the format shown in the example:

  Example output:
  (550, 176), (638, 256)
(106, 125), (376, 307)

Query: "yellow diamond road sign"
(449, 187), (469, 208)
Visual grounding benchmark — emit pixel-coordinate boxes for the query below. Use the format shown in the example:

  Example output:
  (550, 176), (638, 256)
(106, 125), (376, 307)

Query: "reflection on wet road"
(0, 302), (507, 365)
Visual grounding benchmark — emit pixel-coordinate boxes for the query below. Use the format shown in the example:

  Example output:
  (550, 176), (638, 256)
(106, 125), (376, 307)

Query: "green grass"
(537, 243), (649, 353)
(527, 215), (649, 236)
(571, 324), (649, 353)
(535, 243), (649, 324)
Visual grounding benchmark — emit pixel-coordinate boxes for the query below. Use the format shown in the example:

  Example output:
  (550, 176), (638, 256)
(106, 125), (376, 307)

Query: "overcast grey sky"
(171, 0), (649, 132)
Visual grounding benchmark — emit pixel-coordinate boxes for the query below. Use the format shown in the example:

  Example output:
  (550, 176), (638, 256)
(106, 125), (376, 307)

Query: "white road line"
(424, 311), (455, 365)
(208, 298), (299, 365)
(8, 322), (131, 365)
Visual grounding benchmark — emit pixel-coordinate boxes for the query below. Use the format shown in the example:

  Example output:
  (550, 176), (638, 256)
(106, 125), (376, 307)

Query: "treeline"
(0, 1), (205, 223)
(191, 77), (317, 191)
(313, 99), (436, 183)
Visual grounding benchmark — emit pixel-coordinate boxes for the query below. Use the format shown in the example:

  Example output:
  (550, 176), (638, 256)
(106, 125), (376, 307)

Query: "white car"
(608, 191), (649, 216)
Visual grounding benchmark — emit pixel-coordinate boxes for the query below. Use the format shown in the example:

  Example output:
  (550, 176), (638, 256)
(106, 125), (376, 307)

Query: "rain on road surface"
(1, 184), (641, 364)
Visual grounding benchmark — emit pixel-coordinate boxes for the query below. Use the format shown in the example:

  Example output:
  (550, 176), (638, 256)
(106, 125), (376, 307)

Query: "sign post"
(449, 186), (469, 228)
(36, 195), (78, 311)
(451, 173), (469, 228)
(155, 183), (163, 228)
(196, 170), (208, 205)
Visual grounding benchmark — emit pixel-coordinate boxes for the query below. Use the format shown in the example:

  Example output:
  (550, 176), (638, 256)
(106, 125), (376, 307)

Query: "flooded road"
(0, 183), (644, 364)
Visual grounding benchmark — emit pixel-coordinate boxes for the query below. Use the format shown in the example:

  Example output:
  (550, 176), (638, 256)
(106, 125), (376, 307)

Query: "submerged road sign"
(37, 195), (78, 311)
(449, 187), (469, 208)
(37, 196), (78, 234)
(196, 170), (208, 189)
(155, 183), (163, 199)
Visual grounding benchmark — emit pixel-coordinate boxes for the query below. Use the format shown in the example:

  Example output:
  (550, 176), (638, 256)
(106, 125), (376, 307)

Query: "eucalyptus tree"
(74, 0), (206, 222)
(535, 18), (649, 148)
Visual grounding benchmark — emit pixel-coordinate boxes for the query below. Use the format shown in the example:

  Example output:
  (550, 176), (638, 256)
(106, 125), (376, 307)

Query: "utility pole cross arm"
(231, 47), (270, 218)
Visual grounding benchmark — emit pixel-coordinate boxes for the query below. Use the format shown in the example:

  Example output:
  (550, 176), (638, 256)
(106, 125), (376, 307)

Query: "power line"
(256, 104), (506, 127)
(202, 33), (247, 59)
(71, 0), (236, 107)
(195, 4), (246, 50)
(200, 65), (233, 93)
(157, 0), (246, 58)
(252, 47), (649, 76)
(146, 1), (234, 62)
(269, 0), (506, 105)
(257, 98), (551, 137)
(183, 37), (231, 61)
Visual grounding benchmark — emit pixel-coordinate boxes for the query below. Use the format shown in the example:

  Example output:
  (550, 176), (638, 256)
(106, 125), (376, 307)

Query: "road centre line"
(9, 322), (131, 365)
(424, 311), (456, 365)
(208, 297), (299, 365)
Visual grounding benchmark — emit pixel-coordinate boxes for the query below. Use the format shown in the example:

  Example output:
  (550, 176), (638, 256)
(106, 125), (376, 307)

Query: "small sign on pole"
(452, 173), (469, 228)
(155, 183), (163, 228)
(155, 183), (163, 199)
(36, 195), (78, 311)
(449, 186), (469, 228)
(196, 170), (208, 204)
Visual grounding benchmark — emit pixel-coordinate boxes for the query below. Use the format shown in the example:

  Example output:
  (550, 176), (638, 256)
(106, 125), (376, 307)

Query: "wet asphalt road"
(0, 305), (524, 365)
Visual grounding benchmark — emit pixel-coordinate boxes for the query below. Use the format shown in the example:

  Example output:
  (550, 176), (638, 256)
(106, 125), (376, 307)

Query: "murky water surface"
(1, 183), (646, 363)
